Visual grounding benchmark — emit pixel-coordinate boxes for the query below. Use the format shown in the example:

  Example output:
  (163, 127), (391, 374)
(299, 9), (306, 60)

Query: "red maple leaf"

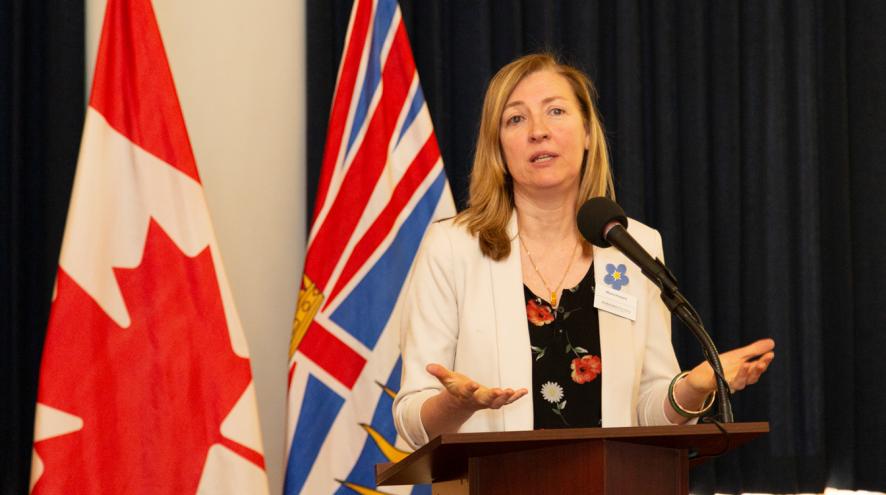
(33, 220), (261, 494)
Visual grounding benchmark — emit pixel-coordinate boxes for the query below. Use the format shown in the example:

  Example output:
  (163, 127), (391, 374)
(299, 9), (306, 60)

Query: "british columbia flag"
(284, 0), (454, 493)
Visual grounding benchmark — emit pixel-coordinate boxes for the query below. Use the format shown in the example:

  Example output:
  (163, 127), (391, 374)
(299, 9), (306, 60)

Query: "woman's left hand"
(684, 338), (776, 396)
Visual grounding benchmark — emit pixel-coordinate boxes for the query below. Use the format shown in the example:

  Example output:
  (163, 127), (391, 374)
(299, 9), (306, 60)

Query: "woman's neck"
(513, 188), (580, 244)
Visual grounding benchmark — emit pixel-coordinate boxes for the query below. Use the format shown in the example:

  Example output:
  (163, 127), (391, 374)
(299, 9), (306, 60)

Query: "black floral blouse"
(524, 264), (602, 429)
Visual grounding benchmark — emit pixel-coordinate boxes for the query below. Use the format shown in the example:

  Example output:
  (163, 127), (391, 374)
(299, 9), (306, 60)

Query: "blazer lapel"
(594, 246), (638, 426)
(490, 213), (534, 432)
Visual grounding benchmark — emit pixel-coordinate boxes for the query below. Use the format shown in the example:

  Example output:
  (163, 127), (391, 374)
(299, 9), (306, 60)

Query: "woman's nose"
(529, 118), (550, 142)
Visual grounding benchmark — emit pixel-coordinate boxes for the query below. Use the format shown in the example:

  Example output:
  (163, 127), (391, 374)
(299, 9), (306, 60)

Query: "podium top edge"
(433, 421), (769, 445)
(377, 421), (769, 486)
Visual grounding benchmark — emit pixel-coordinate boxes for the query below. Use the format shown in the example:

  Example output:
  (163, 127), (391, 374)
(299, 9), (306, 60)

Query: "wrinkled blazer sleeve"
(634, 228), (696, 426)
(392, 222), (459, 449)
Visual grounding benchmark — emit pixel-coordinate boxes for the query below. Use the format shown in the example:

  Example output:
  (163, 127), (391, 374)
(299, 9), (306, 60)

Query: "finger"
(487, 387), (513, 401)
(746, 369), (762, 386)
(757, 351), (775, 366)
(488, 390), (513, 409)
(491, 390), (513, 409)
(505, 389), (529, 404)
(499, 388), (527, 407)
(753, 355), (772, 373)
(474, 387), (501, 406)
(748, 361), (764, 382)
(454, 381), (480, 399)
(746, 358), (772, 384)
(739, 338), (776, 360)
(729, 363), (751, 392)
(426, 363), (452, 380)
(749, 355), (772, 376)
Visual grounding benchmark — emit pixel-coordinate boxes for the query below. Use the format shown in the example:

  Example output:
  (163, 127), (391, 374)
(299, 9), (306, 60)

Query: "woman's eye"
(550, 107), (564, 116)
(506, 115), (524, 125)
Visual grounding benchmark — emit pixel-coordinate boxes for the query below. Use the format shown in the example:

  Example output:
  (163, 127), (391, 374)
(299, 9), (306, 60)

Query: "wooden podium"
(376, 422), (768, 495)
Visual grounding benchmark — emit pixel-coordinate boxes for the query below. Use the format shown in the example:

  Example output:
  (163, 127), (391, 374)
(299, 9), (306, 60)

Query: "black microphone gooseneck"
(577, 198), (734, 423)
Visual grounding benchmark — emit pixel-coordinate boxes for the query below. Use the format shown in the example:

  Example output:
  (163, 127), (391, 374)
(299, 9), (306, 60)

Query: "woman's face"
(499, 69), (589, 199)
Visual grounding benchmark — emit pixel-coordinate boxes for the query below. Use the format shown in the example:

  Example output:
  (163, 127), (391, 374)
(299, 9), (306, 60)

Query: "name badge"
(594, 286), (638, 321)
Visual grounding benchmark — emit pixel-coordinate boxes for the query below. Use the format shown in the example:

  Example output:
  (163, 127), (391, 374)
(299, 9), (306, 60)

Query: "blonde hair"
(455, 53), (615, 260)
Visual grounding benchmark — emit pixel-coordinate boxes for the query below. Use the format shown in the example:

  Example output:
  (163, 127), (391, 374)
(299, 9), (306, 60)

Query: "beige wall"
(86, 1), (306, 492)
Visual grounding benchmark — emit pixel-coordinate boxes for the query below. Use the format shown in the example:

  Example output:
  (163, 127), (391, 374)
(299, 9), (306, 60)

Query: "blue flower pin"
(604, 263), (629, 291)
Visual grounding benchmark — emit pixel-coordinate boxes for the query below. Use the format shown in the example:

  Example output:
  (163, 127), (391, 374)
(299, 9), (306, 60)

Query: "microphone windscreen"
(576, 197), (628, 248)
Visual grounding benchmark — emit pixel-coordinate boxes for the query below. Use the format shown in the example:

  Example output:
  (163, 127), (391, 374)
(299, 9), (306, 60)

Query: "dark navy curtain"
(0, 0), (84, 494)
(305, 1), (885, 493)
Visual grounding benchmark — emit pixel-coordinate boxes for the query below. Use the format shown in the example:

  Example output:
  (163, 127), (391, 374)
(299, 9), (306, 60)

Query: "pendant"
(551, 292), (557, 307)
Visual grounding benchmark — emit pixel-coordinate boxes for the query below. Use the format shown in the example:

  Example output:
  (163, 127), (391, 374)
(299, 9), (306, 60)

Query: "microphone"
(577, 197), (734, 423)
(576, 198), (678, 295)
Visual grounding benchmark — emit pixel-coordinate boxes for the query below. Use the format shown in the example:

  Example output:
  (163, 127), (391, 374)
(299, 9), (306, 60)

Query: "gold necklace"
(518, 234), (580, 308)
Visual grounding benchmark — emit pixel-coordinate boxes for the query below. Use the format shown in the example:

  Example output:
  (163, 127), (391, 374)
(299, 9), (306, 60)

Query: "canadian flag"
(29, 0), (269, 493)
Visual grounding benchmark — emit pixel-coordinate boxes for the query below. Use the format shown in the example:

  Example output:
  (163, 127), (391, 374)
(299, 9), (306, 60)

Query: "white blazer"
(393, 213), (684, 449)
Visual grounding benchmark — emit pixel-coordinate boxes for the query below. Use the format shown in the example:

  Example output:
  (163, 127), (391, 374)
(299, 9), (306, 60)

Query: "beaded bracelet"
(668, 371), (716, 418)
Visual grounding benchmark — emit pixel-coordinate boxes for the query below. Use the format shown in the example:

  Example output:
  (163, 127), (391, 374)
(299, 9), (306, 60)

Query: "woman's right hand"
(419, 363), (528, 440)
(426, 363), (528, 412)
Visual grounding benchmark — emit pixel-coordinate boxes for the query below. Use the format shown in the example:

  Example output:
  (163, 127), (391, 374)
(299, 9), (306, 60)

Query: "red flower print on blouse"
(526, 298), (555, 326)
(571, 355), (602, 384)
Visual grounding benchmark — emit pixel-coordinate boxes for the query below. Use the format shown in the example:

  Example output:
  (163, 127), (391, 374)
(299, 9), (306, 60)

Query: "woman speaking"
(393, 53), (774, 449)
